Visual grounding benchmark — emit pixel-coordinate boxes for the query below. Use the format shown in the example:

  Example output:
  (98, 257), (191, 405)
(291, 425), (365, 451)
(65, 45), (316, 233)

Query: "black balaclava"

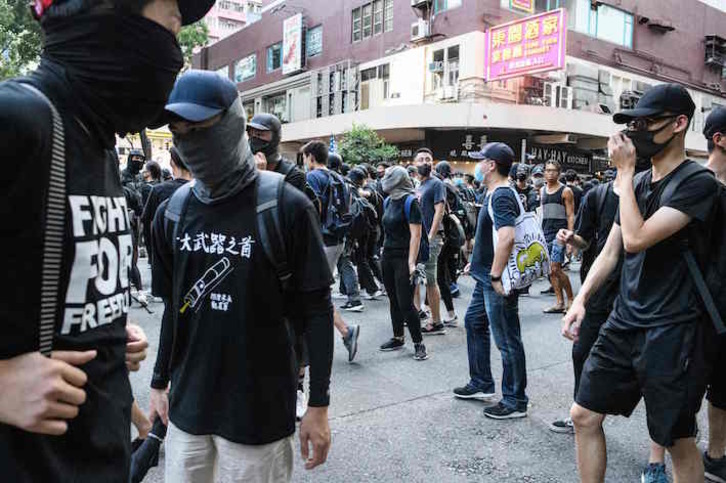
(248, 113), (282, 162)
(127, 149), (145, 173)
(40, 7), (183, 142)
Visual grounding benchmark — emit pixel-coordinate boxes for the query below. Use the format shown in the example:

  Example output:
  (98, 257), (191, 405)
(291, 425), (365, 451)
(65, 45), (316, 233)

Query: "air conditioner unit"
(437, 85), (458, 101)
(411, 0), (431, 8)
(411, 20), (430, 42)
(620, 90), (642, 110)
(544, 83), (573, 109)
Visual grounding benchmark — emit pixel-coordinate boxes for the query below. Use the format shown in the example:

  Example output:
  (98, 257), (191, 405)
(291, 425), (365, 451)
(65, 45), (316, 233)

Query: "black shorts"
(707, 335), (726, 410)
(576, 321), (709, 447)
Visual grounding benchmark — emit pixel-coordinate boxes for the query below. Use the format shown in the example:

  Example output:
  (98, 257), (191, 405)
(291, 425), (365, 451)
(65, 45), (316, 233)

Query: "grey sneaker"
(484, 402), (527, 420)
(342, 325), (360, 362)
(443, 315), (459, 328)
(705, 452), (726, 483)
(380, 338), (405, 352)
(413, 343), (428, 361)
(641, 463), (668, 483)
(453, 384), (496, 400)
(549, 417), (575, 434)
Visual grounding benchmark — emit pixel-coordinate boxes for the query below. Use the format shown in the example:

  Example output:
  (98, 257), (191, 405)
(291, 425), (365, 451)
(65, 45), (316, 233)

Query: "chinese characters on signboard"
(485, 8), (567, 82)
(282, 14), (305, 75)
(509, 0), (534, 14)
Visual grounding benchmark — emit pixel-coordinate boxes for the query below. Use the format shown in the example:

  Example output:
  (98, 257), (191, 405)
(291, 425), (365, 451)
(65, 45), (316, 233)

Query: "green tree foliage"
(178, 21), (209, 70)
(338, 124), (399, 166)
(0, 0), (43, 80)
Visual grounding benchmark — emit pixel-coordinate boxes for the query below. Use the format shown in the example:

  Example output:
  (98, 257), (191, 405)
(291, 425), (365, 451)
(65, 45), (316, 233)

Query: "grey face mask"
(173, 99), (254, 198)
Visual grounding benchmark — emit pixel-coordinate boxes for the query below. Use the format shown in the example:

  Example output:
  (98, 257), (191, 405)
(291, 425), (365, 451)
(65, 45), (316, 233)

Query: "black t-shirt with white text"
(610, 160), (718, 328)
(151, 179), (332, 445)
(0, 70), (132, 482)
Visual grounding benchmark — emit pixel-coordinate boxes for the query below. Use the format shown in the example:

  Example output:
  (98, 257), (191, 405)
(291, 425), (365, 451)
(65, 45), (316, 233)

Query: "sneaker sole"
(484, 411), (527, 420)
(342, 305), (365, 312)
(422, 330), (447, 336)
(443, 322), (458, 328)
(548, 424), (575, 434)
(379, 345), (404, 352)
(414, 354), (429, 361)
(705, 472), (726, 483)
(347, 326), (360, 362)
(454, 392), (496, 400)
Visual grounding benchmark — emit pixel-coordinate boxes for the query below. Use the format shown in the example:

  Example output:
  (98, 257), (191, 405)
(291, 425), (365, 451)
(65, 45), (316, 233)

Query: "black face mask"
(43, 13), (183, 137)
(417, 163), (432, 178)
(623, 120), (676, 160)
(129, 159), (144, 173)
(249, 136), (278, 158)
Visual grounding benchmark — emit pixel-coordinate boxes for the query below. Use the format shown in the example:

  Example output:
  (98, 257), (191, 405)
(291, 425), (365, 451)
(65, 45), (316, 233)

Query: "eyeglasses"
(626, 115), (676, 132)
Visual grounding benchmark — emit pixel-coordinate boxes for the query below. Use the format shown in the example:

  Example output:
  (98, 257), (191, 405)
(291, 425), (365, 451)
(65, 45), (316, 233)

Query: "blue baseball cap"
(469, 142), (516, 167)
(165, 70), (239, 123)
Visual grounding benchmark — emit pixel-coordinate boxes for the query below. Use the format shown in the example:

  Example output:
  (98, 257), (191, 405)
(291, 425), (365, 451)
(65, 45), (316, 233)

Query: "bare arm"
(409, 223), (422, 272)
(491, 226), (515, 278)
(617, 172), (691, 253)
(563, 187), (575, 231)
(429, 202), (445, 240)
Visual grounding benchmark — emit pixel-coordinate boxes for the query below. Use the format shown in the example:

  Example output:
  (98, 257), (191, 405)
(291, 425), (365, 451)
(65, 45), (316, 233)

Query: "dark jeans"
(382, 254), (423, 344)
(465, 279), (528, 410)
(337, 237), (361, 303)
(354, 230), (382, 295)
(438, 243), (457, 312)
(572, 310), (608, 399)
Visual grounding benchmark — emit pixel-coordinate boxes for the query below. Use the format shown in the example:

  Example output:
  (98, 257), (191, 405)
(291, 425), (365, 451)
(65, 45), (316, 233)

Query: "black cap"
(248, 113), (282, 133)
(470, 142), (516, 167)
(179, 0), (216, 26)
(435, 161), (452, 178)
(704, 106), (726, 139)
(165, 70), (238, 123)
(37, 0), (214, 26)
(613, 83), (695, 124)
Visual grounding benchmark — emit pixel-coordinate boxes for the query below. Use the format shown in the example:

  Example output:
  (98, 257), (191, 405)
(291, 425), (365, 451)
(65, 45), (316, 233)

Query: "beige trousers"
(165, 422), (294, 483)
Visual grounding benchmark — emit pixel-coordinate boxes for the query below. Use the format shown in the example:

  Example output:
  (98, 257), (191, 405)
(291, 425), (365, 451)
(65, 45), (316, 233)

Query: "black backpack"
(320, 170), (352, 240)
(277, 159), (320, 211)
(579, 182), (611, 283)
(349, 190), (378, 242)
(654, 162), (726, 335)
(164, 172), (293, 291)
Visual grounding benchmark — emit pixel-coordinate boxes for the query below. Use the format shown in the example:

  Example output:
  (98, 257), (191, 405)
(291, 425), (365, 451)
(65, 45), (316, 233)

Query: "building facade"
(204, 0), (263, 45)
(194, 0), (726, 173)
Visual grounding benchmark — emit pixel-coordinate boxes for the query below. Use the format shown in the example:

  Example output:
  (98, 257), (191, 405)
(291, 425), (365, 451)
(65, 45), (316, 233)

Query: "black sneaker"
(418, 310), (430, 321)
(341, 300), (365, 312)
(342, 325), (360, 362)
(413, 343), (428, 361)
(549, 417), (575, 434)
(484, 402), (527, 420)
(421, 323), (446, 336)
(705, 452), (726, 483)
(540, 286), (555, 295)
(379, 338), (404, 352)
(453, 384), (496, 400)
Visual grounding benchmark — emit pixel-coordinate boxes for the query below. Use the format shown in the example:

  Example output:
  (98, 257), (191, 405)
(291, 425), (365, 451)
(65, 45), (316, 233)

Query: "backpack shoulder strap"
(660, 161), (709, 207)
(19, 83), (65, 357)
(596, 183), (609, 219)
(164, 182), (194, 254)
(256, 171), (292, 291)
(404, 195), (415, 221)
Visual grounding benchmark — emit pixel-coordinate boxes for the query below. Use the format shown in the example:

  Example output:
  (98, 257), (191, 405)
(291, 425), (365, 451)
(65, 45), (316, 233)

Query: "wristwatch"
(490, 274), (502, 282)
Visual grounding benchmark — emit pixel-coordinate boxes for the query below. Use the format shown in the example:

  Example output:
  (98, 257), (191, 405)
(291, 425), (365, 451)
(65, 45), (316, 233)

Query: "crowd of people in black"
(1, 1), (725, 483)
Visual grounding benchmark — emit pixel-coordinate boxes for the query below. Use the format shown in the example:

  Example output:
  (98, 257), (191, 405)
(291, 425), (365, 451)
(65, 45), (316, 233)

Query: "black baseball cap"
(179, 0), (217, 26)
(704, 106), (726, 139)
(470, 142), (516, 167)
(613, 83), (695, 124)
(165, 70), (239, 123)
(37, 0), (215, 26)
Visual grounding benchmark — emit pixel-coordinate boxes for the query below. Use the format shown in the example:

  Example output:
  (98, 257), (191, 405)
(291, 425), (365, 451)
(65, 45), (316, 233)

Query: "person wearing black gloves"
(148, 71), (333, 482)
(0, 1), (212, 482)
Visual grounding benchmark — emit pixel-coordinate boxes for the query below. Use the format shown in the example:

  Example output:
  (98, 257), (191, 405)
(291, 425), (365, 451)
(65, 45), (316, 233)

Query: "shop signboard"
(485, 9), (567, 82)
(282, 14), (305, 75)
(528, 144), (593, 173)
(510, 0), (534, 14)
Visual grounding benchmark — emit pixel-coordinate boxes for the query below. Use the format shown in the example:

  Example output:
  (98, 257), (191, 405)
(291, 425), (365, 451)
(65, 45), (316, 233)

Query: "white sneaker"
(363, 290), (384, 300)
(331, 292), (348, 300)
(296, 390), (308, 421)
(136, 292), (149, 306)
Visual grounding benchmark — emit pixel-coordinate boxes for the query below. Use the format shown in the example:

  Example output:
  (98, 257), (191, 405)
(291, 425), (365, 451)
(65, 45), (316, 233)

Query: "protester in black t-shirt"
(148, 71), (333, 481)
(0, 1), (215, 481)
(378, 167), (428, 360)
(565, 169), (583, 213)
(564, 84), (718, 482)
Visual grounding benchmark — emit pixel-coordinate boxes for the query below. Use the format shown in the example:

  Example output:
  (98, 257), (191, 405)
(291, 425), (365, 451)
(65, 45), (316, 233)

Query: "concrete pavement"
(128, 261), (709, 482)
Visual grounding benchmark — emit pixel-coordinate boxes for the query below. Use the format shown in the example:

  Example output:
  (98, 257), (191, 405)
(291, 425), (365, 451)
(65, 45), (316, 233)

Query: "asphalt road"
(128, 260), (710, 482)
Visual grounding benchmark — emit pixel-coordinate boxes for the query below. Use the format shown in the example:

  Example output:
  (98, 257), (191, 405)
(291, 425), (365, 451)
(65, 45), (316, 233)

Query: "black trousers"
(438, 243), (457, 312)
(355, 230), (382, 294)
(382, 254), (423, 343)
(572, 310), (609, 399)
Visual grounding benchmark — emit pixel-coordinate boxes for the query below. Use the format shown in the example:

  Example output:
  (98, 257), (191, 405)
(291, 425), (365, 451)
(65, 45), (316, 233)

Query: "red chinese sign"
(485, 8), (567, 82)
(510, 0), (534, 14)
